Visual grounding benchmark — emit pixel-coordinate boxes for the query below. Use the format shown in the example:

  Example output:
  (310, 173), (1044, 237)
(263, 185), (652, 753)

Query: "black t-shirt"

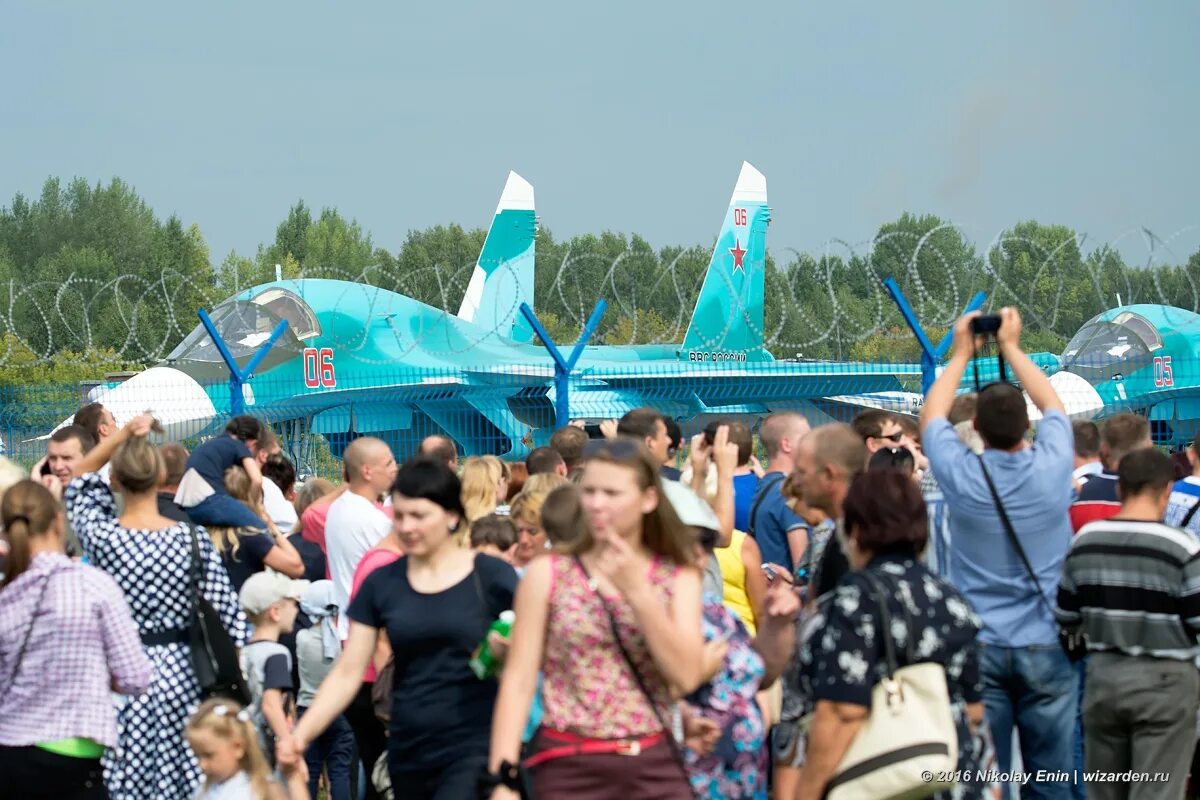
(187, 436), (252, 495)
(348, 553), (518, 770)
(289, 532), (327, 583)
(217, 529), (275, 591)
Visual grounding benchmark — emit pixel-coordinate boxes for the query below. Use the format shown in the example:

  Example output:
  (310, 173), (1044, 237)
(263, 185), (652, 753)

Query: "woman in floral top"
(797, 470), (999, 800)
(488, 439), (705, 799)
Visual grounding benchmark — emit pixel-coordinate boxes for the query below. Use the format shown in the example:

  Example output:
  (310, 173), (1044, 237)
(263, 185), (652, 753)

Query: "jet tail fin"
(681, 162), (771, 362)
(457, 171), (537, 342)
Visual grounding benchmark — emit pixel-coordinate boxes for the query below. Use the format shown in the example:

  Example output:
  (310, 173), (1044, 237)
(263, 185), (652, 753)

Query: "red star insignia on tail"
(729, 237), (747, 272)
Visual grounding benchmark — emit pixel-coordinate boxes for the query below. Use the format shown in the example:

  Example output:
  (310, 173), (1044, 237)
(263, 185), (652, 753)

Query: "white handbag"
(824, 571), (958, 800)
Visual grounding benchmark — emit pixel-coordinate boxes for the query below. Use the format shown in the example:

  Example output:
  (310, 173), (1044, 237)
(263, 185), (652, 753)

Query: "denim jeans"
(299, 708), (356, 800)
(980, 643), (1079, 800)
(185, 493), (267, 531)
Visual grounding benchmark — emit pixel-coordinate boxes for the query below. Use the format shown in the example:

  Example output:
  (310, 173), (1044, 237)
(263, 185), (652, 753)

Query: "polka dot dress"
(66, 473), (248, 800)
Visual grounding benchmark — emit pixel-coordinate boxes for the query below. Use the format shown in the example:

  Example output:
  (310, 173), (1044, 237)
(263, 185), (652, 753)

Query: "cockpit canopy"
(1061, 310), (1163, 382)
(166, 287), (320, 371)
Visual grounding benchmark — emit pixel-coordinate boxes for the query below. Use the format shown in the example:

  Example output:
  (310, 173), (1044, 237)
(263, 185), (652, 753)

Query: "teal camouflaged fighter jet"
(1047, 304), (1200, 445)
(79, 164), (921, 459)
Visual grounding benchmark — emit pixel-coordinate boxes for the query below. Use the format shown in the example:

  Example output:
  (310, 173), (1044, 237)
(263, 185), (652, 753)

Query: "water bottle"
(469, 610), (515, 679)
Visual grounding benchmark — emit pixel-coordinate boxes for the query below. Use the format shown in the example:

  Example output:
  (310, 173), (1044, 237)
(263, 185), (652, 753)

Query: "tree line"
(2, 176), (1199, 387)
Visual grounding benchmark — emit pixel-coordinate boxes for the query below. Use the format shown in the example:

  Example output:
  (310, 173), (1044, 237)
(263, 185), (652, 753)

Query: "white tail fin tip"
(731, 161), (767, 205)
(495, 171), (535, 212)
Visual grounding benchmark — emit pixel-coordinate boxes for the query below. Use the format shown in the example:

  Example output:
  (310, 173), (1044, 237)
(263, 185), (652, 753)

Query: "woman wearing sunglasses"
(487, 438), (705, 799)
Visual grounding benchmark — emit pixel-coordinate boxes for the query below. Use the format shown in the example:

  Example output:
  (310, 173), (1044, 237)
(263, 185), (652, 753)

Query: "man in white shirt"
(261, 452), (300, 533)
(325, 437), (398, 639)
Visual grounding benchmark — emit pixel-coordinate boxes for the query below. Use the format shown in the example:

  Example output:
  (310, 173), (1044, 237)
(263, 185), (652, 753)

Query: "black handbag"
(977, 457), (1087, 662)
(185, 523), (252, 705)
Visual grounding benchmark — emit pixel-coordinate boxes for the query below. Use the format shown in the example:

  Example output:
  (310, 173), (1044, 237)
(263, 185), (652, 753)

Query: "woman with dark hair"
(795, 470), (996, 800)
(0, 479), (152, 800)
(64, 417), (248, 800)
(278, 457), (519, 799)
(487, 438), (705, 799)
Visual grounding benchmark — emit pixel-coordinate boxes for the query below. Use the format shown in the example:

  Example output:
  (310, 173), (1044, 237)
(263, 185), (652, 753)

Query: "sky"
(4, 2), (1199, 268)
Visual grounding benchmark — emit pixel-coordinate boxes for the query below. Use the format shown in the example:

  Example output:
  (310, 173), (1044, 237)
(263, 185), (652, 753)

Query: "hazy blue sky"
(4, 2), (1199, 266)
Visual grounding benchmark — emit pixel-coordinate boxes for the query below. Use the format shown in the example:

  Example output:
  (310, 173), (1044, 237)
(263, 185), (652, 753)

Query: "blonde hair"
(294, 478), (334, 518)
(111, 436), (164, 494)
(208, 465), (276, 558)
(461, 456), (505, 523)
(521, 472), (568, 498)
(0, 457), (26, 500)
(506, 474), (561, 532)
(186, 699), (273, 799)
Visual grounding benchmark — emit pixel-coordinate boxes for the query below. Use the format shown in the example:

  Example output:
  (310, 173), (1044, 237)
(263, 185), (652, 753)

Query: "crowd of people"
(1, 305), (1199, 799)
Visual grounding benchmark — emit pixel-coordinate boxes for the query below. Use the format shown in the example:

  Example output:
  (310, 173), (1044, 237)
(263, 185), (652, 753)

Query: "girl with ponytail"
(0, 479), (152, 800)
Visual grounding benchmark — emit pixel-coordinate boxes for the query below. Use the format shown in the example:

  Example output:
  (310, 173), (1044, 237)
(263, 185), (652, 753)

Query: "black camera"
(970, 314), (1002, 335)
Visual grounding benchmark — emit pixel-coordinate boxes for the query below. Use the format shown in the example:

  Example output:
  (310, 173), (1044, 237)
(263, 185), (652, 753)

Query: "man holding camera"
(921, 308), (1077, 800)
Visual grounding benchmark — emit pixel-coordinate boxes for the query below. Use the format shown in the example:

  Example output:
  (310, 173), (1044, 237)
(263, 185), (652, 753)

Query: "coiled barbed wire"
(1, 225), (1197, 367)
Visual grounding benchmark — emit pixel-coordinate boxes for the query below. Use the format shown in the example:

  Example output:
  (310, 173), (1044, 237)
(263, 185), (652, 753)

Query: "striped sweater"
(1056, 518), (1200, 660)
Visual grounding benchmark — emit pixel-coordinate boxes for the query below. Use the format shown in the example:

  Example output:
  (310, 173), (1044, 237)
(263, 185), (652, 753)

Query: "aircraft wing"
(557, 362), (920, 420)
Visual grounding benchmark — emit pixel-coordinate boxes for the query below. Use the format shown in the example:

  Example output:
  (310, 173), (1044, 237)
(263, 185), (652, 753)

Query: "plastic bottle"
(469, 610), (515, 680)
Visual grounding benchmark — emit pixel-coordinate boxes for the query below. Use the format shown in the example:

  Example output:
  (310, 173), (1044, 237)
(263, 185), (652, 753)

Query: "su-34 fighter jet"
(58, 163), (922, 459)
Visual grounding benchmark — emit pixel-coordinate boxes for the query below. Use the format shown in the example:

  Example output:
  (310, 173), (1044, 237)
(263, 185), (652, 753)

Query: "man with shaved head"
(325, 436), (398, 641)
(419, 435), (458, 471)
(324, 436), (398, 800)
(748, 412), (811, 571)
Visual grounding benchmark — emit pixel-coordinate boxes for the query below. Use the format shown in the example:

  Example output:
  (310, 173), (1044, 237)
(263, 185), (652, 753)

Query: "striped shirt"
(1056, 518), (1200, 661)
(1165, 476), (1200, 537)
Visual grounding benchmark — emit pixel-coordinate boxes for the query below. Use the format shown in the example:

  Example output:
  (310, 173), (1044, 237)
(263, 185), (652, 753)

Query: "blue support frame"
(520, 300), (608, 428)
(882, 278), (986, 394)
(197, 309), (291, 417)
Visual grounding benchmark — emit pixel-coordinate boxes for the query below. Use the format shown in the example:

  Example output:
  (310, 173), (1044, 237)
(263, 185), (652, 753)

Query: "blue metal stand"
(519, 300), (608, 428)
(197, 309), (291, 416)
(882, 278), (986, 394)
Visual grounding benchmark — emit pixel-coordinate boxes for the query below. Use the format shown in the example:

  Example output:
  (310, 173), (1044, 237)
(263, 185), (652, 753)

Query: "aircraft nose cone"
(1026, 371), (1104, 421)
(47, 367), (218, 442)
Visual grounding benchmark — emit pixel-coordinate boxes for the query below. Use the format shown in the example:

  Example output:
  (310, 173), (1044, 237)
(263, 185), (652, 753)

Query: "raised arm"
(73, 414), (156, 476)
(919, 313), (979, 435)
(711, 426), (737, 549)
(997, 306), (1064, 415)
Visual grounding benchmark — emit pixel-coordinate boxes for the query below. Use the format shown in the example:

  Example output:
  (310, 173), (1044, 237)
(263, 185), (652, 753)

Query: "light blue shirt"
(925, 410), (1074, 647)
